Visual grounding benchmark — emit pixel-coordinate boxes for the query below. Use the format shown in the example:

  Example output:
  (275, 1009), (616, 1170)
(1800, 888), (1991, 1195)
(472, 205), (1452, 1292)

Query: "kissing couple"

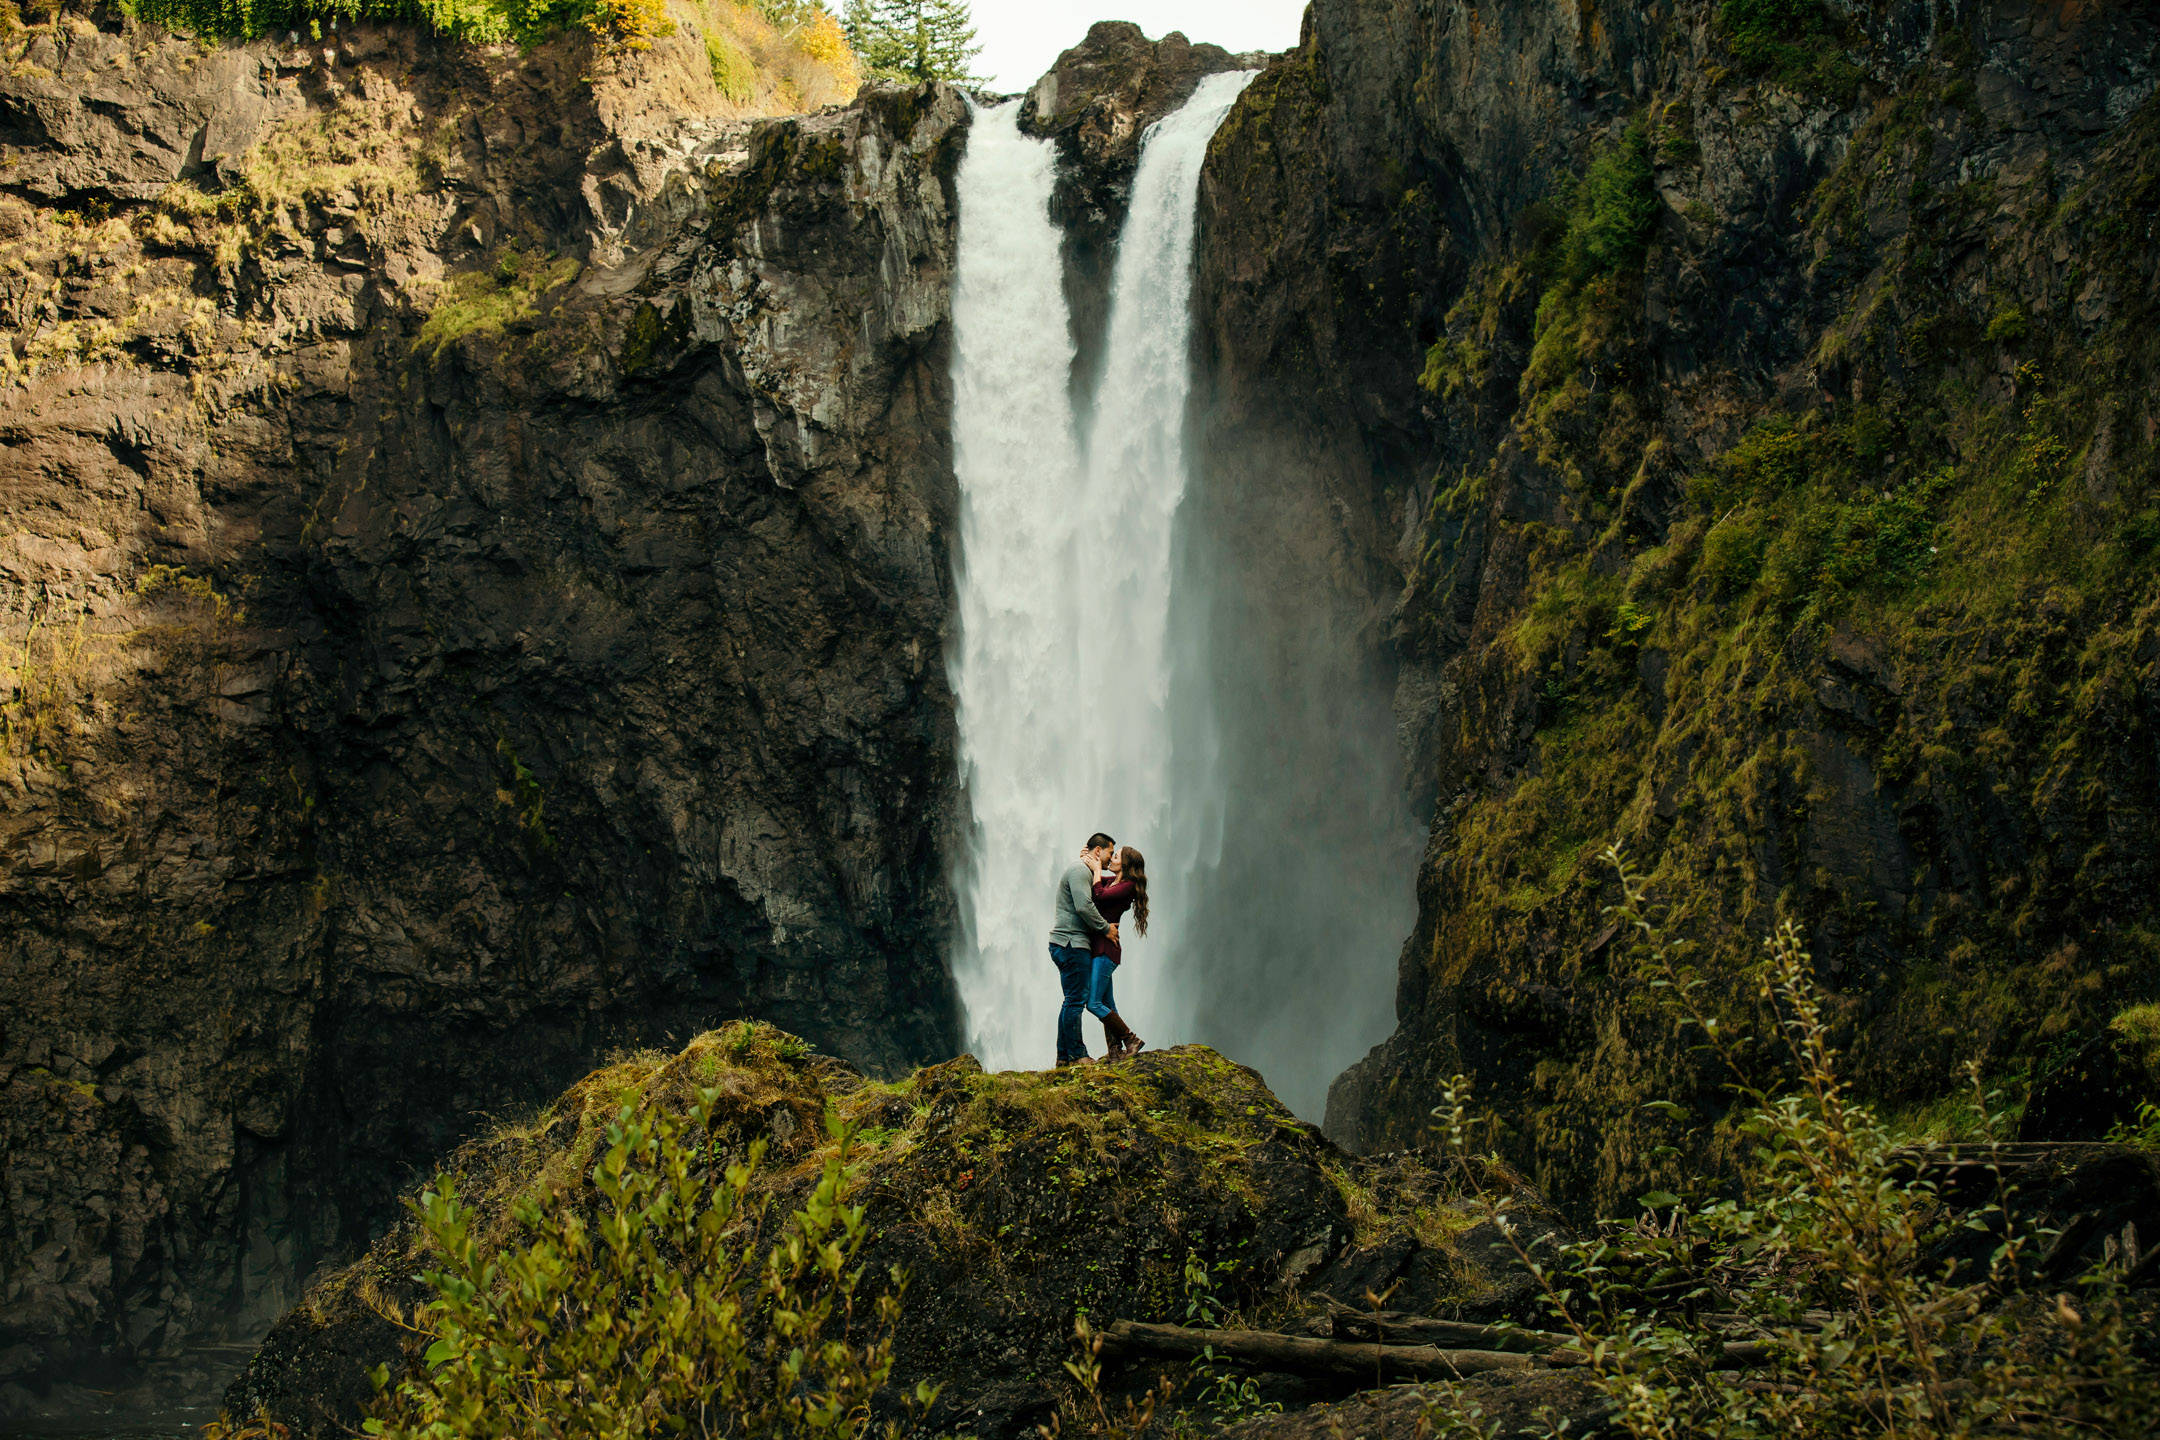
(1047, 831), (1150, 1067)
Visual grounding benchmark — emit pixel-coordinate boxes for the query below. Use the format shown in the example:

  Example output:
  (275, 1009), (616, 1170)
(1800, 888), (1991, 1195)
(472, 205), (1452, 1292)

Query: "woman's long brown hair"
(1120, 846), (1149, 936)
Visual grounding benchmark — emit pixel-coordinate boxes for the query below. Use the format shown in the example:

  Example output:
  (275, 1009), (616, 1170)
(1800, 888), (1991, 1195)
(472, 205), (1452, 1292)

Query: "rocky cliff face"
(1192, 0), (2160, 1214)
(1, 5), (967, 1411)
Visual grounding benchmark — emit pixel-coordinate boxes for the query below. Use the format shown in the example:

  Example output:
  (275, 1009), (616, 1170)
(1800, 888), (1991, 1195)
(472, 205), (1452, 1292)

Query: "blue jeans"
(1050, 944), (1093, 1064)
(1086, 953), (1118, 1021)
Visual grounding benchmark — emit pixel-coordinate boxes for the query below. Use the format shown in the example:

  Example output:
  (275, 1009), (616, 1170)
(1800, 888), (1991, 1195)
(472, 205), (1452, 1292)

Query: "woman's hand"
(1082, 850), (1104, 879)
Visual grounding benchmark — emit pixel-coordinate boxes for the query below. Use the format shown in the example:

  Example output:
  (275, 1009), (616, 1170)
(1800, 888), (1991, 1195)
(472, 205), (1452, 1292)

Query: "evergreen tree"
(846, 0), (981, 84)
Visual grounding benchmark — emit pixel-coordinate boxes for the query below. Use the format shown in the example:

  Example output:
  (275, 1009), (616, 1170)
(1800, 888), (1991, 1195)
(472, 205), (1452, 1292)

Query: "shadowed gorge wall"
(1192, 0), (2160, 1216)
(1, 7), (965, 1406)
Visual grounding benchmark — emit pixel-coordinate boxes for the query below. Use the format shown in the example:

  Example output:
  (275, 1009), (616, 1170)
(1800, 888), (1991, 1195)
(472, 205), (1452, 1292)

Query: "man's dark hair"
(1085, 832), (1115, 852)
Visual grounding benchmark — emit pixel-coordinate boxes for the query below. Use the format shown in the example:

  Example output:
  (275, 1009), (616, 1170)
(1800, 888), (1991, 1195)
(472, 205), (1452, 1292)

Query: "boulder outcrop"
(221, 1025), (1571, 1440)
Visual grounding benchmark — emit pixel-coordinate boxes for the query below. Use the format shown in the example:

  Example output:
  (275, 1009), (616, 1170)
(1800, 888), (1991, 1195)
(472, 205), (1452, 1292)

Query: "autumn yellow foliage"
(700, 1), (860, 115)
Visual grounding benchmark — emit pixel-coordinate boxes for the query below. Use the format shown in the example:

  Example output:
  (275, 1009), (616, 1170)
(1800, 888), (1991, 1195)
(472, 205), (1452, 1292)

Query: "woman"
(1083, 846), (1148, 1060)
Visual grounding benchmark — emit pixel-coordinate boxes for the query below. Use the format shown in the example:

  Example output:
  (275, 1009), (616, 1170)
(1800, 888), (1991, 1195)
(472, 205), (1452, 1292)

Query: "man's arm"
(1069, 865), (1109, 933)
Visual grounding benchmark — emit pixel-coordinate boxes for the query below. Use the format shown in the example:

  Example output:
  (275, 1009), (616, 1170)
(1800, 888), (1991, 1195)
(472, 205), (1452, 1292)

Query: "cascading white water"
(946, 98), (1089, 1070)
(1070, 70), (1257, 1046)
(948, 74), (1255, 1071)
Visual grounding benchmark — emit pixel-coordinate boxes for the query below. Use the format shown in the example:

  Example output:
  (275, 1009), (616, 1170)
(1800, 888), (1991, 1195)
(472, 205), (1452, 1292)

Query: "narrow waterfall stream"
(947, 98), (1088, 1072)
(948, 74), (1257, 1074)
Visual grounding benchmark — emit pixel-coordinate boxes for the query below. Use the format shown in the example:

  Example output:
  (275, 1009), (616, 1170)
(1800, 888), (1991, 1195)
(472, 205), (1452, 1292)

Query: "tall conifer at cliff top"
(844, 0), (982, 84)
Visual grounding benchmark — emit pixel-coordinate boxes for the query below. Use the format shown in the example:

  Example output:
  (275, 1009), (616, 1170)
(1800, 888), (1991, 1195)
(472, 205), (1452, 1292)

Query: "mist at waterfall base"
(946, 74), (1418, 1122)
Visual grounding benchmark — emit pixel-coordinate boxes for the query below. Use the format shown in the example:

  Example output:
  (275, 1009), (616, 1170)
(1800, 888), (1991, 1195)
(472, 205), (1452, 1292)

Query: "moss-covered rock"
(224, 1024), (1570, 1439)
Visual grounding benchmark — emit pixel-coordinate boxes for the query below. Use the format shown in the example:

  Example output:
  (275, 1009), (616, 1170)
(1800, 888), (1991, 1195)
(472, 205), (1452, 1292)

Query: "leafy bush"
(1699, 514), (1766, 592)
(120, 0), (670, 51)
(1718, 0), (1863, 100)
(1436, 848), (2160, 1440)
(2114, 1003), (2160, 1066)
(703, 1), (862, 113)
(1687, 417), (1812, 511)
(2111, 1102), (2160, 1149)
(412, 245), (582, 358)
(1513, 118), (1661, 417)
(1988, 304), (2030, 345)
(1530, 117), (1661, 292)
(365, 1091), (934, 1440)
(1683, 413), (1949, 617)
(1578, 120), (1659, 275)
(709, 25), (757, 99)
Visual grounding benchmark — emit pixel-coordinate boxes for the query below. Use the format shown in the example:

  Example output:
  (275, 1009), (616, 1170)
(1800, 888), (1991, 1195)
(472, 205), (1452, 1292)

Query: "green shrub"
(413, 246), (581, 358)
(1432, 848), (2160, 1440)
(1579, 120), (1659, 274)
(1699, 513), (1767, 591)
(365, 1093), (935, 1440)
(2111, 1101), (2160, 1149)
(1684, 413), (1947, 614)
(709, 26), (757, 101)
(2111, 1004), (2160, 1113)
(1987, 304), (2030, 345)
(1718, 0), (1863, 100)
(1699, 416), (1813, 505)
(119, 0), (666, 49)
(1533, 118), (1661, 291)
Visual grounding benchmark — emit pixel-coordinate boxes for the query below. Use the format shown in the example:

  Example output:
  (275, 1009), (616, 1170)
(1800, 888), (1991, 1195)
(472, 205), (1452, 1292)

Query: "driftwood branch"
(1100, 1320), (1543, 1380)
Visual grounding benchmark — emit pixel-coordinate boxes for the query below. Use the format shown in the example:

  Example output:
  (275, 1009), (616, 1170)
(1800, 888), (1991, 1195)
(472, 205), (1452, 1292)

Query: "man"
(1049, 832), (1116, 1066)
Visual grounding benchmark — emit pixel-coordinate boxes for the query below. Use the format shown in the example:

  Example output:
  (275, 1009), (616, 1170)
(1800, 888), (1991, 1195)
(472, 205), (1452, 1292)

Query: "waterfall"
(947, 98), (1087, 1071)
(1070, 71), (1256, 1048)
(948, 74), (1255, 1072)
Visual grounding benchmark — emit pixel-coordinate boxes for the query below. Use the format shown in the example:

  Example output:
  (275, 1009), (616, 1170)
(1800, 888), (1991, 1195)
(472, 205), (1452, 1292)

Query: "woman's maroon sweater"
(1090, 878), (1137, 963)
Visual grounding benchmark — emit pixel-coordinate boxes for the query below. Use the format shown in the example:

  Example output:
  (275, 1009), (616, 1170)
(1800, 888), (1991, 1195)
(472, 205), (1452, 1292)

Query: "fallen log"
(1100, 1320), (1542, 1380)
(1329, 1310), (1569, 1353)
(1326, 1308), (1794, 1367)
(2126, 1242), (2160, 1290)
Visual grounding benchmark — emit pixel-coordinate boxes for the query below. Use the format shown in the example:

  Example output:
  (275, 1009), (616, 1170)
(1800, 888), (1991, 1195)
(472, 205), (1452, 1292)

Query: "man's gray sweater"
(1049, 861), (1108, 949)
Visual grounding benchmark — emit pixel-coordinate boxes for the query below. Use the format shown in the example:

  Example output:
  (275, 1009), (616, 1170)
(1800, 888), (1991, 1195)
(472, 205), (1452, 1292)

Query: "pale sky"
(970, 1), (1309, 93)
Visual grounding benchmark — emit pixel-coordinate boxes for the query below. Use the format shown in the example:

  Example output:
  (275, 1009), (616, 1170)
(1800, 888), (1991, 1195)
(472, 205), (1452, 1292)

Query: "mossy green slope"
(1316, 0), (2160, 1214)
(227, 1024), (1561, 1438)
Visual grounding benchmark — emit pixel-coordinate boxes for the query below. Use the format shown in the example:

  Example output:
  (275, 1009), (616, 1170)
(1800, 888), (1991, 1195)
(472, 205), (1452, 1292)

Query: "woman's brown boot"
(1103, 1013), (1143, 1060)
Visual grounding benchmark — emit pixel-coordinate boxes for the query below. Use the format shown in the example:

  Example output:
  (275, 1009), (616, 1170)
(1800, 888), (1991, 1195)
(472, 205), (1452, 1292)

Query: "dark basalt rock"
(0, 15), (968, 1415)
